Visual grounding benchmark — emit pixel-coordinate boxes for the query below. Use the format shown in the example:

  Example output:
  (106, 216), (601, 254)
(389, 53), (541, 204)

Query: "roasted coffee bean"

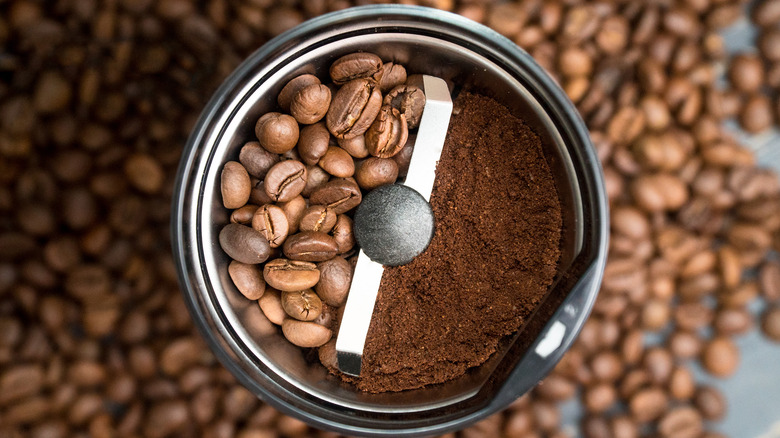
(702, 336), (739, 377)
(281, 319), (332, 348)
(583, 383), (617, 414)
(228, 261), (266, 300)
(290, 83), (331, 125)
(282, 231), (339, 262)
(298, 205), (337, 233)
(230, 204), (259, 225)
(301, 164), (330, 197)
(309, 178), (362, 214)
(239, 141), (280, 179)
(393, 136), (414, 178)
(263, 160), (307, 202)
(758, 27), (780, 62)
(218, 223), (271, 265)
(258, 287), (286, 325)
(281, 289), (322, 321)
(378, 62), (407, 93)
(658, 406), (703, 438)
(668, 366), (696, 400)
(248, 177), (274, 206)
(629, 387), (668, 422)
(255, 112), (299, 154)
(332, 214), (355, 254)
(318, 146), (354, 178)
(278, 74), (321, 112)
(714, 307), (752, 335)
(329, 52), (382, 85)
(326, 78), (382, 139)
(337, 134), (369, 158)
(761, 305), (780, 341)
(643, 347), (674, 384)
(739, 94), (774, 133)
(668, 330), (703, 360)
(694, 385), (727, 420)
(221, 161), (251, 209)
(251, 204), (289, 248)
(262, 259), (320, 292)
(278, 195), (306, 234)
(365, 105), (409, 158)
(728, 53), (765, 93)
(315, 256), (352, 307)
(355, 157), (399, 190)
(384, 85), (426, 129)
(298, 122), (330, 166)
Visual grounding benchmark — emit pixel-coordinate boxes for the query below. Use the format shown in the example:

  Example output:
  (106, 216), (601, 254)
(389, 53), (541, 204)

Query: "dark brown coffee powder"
(345, 91), (563, 392)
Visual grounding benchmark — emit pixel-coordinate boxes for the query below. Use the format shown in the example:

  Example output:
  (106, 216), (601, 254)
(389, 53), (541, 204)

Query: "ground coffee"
(348, 91), (563, 392)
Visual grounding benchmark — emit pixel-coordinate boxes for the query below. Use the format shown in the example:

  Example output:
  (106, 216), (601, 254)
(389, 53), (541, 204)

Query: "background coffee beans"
(3, 0), (780, 436)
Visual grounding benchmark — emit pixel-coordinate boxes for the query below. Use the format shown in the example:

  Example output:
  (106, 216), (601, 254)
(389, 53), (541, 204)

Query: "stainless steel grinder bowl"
(172, 5), (608, 436)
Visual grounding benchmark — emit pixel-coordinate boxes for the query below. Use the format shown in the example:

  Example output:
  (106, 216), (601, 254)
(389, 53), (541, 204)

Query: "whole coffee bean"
(318, 146), (354, 178)
(299, 205), (337, 233)
(758, 28), (780, 62)
(629, 387), (668, 422)
(658, 406), (703, 438)
(318, 339), (338, 369)
(393, 135), (414, 178)
(239, 141), (279, 179)
(714, 307), (751, 335)
(255, 112), (299, 154)
(262, 259), (320, 292)
(728, 54), (764, 93)
(609, 415), (637, 438)
(584, 383), (617, 413)
(674, 302), (713, 331)
(694, 385), (726, 420)
(590, 351), (623, 382)
(278, 195), (306, 234)
(221, 161), (251, 209)
(251, 204), (289, 248)
(218, 223), (271, 265)
(249, 177), (274, 206)
(668, 366), (695, 400)
(282, 231), (338, 262)
(230, 204), (259, 225)
(281, 289), (322, 321)
(365, 105), (408, 158)
(258, 288), (286, 325)
(739, 94), (774, 133)
(384, 85), (426, 129)
(290, 83), (331, 125)
(228, 261), (266, 300)
(309, 178), (362, 214)
(332, 214), (355, 254)
(315, 256), (352, 307)
(281, 319), (332, 348)
(329, 52), (382, 85)
(702, 336), (739, 377)
(643, 347), (674, 385)
(326, 78), (382, 139)
(263, 160), (307, 202)
(355, 157), (399, 190)
(278, 74), (320, 112)
(338, 135), (369, 158)
(301, 164), (330, 197)
(761, 305), (780, 342)
(668, 330), (703, 360)
(298, 122), (330, 166)
(378, 62), (407, 93)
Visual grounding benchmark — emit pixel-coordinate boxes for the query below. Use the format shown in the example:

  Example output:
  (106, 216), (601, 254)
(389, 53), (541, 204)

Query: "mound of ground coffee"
(348, 91), (563, 392)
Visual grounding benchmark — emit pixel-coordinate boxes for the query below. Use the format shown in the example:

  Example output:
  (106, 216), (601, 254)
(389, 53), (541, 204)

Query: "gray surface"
(560, 13), (780, 438)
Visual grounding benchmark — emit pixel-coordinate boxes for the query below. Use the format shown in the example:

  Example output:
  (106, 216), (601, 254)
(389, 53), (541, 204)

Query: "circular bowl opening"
(172, 5), (608, 436)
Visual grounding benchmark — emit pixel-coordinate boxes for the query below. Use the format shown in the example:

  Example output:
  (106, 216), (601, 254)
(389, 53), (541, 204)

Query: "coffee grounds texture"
(343, 91), (563, 392)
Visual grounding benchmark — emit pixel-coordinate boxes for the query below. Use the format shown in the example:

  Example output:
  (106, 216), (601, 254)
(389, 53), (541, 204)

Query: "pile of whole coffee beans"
(218, 52), (425, 359)
(1, 0), (780, 437)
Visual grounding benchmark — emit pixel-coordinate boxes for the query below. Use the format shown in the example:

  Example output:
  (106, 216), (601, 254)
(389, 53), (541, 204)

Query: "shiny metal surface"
(171, 5), (608, 436)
